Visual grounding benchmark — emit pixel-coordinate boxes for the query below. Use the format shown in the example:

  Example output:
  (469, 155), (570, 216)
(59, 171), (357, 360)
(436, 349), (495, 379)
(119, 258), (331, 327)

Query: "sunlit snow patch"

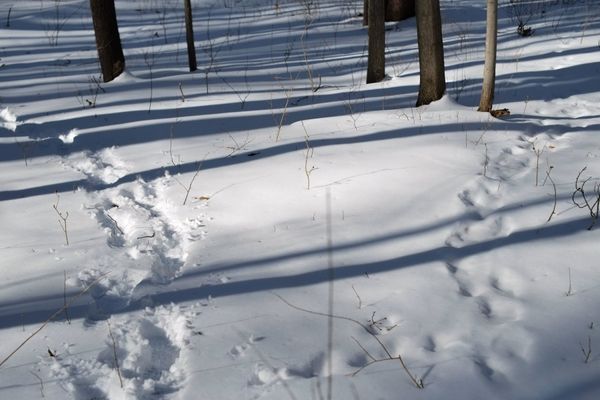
(58, 128), (80, 144)
(0, 107), (17, 131)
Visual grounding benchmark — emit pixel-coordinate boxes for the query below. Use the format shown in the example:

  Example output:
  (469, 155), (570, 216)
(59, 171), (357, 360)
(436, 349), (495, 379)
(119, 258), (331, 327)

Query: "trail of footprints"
(55, 149), (207, 398)
(442, 136), (537, 381)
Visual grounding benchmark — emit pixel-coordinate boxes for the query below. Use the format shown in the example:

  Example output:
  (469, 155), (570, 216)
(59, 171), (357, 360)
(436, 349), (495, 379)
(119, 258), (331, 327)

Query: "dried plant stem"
(63, 270), (71, 324)
(107, 320), (124, 388)
(52, 193), (69, 245)
(273, 293), (424, 389)
(580, 336), (592, 363)
(545, 167), (557, 223)
(0, 272), (109, 368)
(29, 371), (45, 398)
(301, 122), (317, 190)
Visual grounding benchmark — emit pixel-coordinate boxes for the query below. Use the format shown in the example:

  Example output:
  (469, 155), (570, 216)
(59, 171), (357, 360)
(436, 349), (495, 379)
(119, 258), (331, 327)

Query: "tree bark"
(184, 0), (197, 72)
(90, 0), (125, 83)
(364, 0), (415, 25)
(366, 0), (385, 83)
(415, 0), (446, 106)
(478, 0), (498, 112)
(385, 0), (415, 22)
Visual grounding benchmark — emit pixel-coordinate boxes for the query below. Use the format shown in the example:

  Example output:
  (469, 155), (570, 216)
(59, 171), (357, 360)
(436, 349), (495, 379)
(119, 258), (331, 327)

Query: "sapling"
(580, 336), (592, 363)
(5, 6), (11, 28)
(545, 166), (558, 223)
(53, 193), (69, 245)
(301, 122), (317, 190)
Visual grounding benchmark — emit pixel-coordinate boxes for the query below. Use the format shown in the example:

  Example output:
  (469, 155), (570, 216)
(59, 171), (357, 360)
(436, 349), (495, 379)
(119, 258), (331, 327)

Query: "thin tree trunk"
(478, 0), (498, 112)
(415, 0), (446, 106)
(90, 0), (125, 83)
(184, 0), (197, 72)
(366, 0), (385, 83)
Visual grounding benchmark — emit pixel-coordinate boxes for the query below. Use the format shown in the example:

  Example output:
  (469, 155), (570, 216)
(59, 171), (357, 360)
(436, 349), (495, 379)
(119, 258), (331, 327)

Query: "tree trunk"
(478, 0), (498, 112)
(366, 0), (385, 83)
(90, 0), (125, 83)
(415, 0), (446, 106)
(184, 0), (197, 72)
(385, 0), (415, 22)
(364, 0), (415, 25)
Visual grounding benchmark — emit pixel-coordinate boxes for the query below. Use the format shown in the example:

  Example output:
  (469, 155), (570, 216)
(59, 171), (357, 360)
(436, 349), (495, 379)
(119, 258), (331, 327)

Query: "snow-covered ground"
(1, 0), (600, 398)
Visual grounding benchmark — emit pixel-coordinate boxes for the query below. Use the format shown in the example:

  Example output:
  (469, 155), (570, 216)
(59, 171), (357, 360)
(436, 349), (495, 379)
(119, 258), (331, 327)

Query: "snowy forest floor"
(1, 0), (600, 399)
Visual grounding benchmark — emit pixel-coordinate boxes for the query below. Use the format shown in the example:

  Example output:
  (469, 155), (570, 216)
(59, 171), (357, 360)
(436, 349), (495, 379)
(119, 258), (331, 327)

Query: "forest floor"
(1, 0), (600, 399)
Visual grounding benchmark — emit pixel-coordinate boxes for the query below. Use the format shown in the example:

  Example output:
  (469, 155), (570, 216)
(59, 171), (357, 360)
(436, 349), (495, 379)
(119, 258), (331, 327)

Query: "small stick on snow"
(107, 320), (124, 388)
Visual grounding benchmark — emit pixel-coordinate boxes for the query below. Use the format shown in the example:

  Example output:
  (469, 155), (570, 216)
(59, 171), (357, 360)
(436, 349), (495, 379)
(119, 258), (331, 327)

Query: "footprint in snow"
(51, 304), (195, 399)
(62, 147), (129, 185)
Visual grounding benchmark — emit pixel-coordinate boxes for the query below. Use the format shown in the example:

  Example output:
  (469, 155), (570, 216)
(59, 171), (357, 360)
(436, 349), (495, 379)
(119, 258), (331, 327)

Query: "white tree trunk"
(478, 0), (498, 112)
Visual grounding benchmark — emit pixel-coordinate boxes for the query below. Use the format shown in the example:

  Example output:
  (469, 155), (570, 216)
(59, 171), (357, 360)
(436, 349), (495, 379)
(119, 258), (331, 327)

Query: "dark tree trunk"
(90, 0), (125, 83)
(366, 0), (385, 83)
(364, 0), (415, 25)
(415, 0), (446, 106)
(184, 0), (197, 72)
(385, 0), (415, 22)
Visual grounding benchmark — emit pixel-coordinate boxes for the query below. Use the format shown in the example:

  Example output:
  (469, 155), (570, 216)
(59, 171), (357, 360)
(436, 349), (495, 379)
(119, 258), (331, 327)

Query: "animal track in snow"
(62, 147), (129, 184)
(87, 177), (207, 286)
(51, 304), (195, 400)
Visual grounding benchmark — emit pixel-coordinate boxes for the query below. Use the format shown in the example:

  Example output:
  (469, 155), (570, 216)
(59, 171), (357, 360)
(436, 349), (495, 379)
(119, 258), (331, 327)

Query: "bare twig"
(178, 82), (186, 102)
(104, 210), (124, 235)
(545, 167), (557, 223)
(565, 267), (573, 297)
(0, 272), (110, 367)
(273, 293), (424, 389)
(580, 336), (592, 363)
(351, 285), (362, 309)
(572, 167), (600, 230)
(107, 320), (124, 388)
(351, 336), (375, 361)
(6, 6), (11, 28)
(276, 89), (292, 142)
(52, 193), (69, 245)
(63, 271), (71, 324)
(301, 122), (317, 190)
(29, 371), (45, 398)
(325, 188), (334, 400)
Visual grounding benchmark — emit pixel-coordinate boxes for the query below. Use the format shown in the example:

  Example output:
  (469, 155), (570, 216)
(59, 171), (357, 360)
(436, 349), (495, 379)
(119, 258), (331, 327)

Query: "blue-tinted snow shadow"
(0, 212), (593, 330)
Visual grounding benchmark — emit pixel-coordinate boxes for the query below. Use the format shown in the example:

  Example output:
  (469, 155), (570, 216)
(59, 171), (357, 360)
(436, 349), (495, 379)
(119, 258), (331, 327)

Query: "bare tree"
(184, 0), (197, 72)
(415, 0), (445, 106)
(363, 0), (415, 25)
(366, 0), (385, 83)
(478, 0), (498, 112)
(386, 0), (415, 22)
(90, 0), (125, 83)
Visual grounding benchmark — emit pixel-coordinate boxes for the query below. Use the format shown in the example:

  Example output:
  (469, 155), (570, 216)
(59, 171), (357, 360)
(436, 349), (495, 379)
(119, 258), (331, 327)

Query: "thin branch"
(272, 293), (424, 389)
(0, 272), (110, 367)
(107, 320), (124, 388)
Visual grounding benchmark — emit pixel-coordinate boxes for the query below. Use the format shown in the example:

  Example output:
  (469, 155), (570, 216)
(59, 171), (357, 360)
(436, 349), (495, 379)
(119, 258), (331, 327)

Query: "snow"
(1, 0), (600, 399)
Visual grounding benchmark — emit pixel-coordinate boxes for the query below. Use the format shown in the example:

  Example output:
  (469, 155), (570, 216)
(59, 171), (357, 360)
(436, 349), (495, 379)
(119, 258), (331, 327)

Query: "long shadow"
(181, 193), (573, 278)
(0, 216), (591, 330)
(0, 81), (420, 163)
(0, 117), (563, 201)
